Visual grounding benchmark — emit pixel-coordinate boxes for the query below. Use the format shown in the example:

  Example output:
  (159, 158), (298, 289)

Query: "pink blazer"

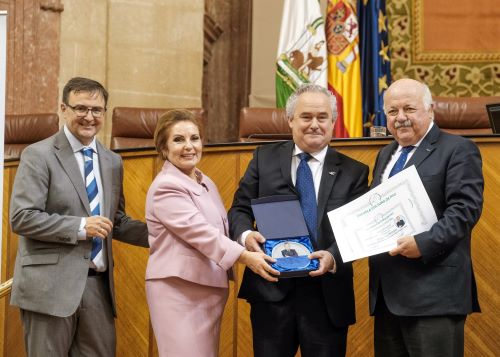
(145, 160), (244, 288)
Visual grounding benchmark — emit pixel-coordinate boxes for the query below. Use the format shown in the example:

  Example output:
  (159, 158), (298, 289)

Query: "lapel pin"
(329, 171), (336, 176)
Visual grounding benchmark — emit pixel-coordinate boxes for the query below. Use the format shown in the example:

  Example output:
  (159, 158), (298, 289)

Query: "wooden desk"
(1, 137), (499, 356)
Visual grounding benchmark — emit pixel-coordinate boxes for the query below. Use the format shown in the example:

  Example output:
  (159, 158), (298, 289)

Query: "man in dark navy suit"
(370, 78), (484, 357)
(229, 84), (368, 357)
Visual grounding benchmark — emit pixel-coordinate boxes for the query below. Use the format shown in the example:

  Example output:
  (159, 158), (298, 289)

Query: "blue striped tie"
(82, 148), (102, 260)
(296, 153), (317, 242)
(389, 146), (414, 178)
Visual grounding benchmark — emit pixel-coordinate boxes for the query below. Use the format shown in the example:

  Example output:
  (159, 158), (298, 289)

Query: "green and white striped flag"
(276, 0), (327, 108)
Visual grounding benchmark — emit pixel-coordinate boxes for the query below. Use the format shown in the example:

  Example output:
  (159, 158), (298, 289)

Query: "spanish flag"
(326, 0), (363, 138)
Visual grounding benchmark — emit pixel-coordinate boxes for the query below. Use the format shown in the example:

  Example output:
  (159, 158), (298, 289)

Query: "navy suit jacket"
(369, 125), (483, 316)
(228, 141), (368, 326)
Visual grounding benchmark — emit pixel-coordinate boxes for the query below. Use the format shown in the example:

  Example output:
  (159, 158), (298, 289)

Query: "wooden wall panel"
(198, 152), (239, 356)
(238, 152), (254, 182)
(198, 152), (239, 211)
(219, 279), (237, 357)
(334, 144), (379, 355)
(349, 259), (373, 355)
(1, 165), (24, 357)
(115, 139), (500, 357)
(114, 156), (155, 357)
(1, 138), (499, 356)
(463, 142), (500, 357)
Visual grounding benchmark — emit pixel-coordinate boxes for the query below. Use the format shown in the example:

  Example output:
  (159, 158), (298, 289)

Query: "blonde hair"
(154, 109), (202, 160)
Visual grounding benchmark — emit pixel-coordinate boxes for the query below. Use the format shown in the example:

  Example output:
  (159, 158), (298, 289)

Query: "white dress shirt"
(64, 125), (107, 270)
(381, 121), (434, 182)
(239, 144), (328, 244)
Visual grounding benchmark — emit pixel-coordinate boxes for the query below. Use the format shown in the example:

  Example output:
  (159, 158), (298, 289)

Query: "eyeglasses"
(65, 104), (106, 118)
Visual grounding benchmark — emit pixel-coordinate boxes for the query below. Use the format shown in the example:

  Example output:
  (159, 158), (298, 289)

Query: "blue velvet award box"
(250, 195), (319, 278)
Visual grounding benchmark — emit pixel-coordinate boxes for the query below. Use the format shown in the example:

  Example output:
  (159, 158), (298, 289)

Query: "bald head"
(384, 79), (433, 112)
(383, 78), (434, 146)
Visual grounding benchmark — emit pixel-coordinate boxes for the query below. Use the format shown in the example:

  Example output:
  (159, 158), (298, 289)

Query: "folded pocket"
(21, 253), (59, 266)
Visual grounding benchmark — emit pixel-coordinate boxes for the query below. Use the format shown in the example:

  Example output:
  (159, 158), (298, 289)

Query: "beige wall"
(249, 0), (283, 107)
(59, 0), (204, 145)
(251, 0), (327, 108)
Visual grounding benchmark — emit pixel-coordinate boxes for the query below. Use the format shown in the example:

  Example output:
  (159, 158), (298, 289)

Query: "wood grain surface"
(1, 138), (499, 356)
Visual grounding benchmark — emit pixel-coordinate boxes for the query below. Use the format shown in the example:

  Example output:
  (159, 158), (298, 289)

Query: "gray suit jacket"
(10, 130), (148, 318)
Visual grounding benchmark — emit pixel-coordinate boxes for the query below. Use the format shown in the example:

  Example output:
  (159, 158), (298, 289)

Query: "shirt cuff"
(238, 230), (252, 247)
(326, 251), (337, 273)
(78, 218), (87, 241)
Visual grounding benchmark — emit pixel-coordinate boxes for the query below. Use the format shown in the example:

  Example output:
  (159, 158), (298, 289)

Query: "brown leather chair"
(5, 113), (59, 160)
(111, 107), (205, 150)
(238, 96), (500, 141)
(433, 96), (499, 135)
(238, 107), (291, 142)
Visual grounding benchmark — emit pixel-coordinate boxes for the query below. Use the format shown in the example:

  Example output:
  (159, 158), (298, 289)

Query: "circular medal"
(272, 241), (311, 270)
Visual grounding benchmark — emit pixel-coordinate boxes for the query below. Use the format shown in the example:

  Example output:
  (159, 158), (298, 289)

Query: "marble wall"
(1, 0), (62, 115)
(59, 0), (204, 145)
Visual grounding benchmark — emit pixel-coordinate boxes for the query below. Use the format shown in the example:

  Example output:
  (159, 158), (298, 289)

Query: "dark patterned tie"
(82, 147), (102, 261)
(389, 146), (415, 178)
(296, 153), (317, 241)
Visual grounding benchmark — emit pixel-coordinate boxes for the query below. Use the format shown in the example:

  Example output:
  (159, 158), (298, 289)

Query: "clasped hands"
(85, 216), (113, 239)
(242, 231), (335, 281)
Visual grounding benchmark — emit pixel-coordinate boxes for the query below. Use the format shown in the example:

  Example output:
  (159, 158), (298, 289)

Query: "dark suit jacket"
(10, 130), (148, 318)
(369, 125), (483, 316)
(228, 141), (368, 326)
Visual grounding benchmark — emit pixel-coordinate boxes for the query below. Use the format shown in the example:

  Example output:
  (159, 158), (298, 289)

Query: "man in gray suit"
(10, 77), (148, 356)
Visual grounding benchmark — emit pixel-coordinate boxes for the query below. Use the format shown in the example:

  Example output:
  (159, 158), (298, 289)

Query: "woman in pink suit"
(145, 110), (279, 357)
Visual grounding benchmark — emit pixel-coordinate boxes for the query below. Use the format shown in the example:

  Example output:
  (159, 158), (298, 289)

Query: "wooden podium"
(1, 136), (499, 356)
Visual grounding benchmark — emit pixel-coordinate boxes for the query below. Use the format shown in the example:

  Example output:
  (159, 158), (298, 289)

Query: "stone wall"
(59, 0), (204, 145)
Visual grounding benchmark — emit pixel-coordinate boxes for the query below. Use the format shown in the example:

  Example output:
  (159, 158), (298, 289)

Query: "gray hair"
(285, 84), (337, 121)
(422, 83), (433, 110)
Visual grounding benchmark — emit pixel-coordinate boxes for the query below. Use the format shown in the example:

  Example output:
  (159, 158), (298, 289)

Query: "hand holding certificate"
(327, 166), (437, 262)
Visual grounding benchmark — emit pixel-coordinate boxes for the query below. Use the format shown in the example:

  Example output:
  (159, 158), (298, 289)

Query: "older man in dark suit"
(370, 78), (484, 357)
(10, 77), (148, 357)
(228, 84), (368, 357)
